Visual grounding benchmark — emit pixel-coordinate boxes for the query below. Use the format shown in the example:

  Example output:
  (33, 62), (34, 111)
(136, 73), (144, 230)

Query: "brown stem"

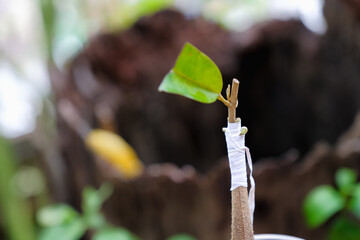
(227, 78), (254, 240)
(228, 79), (239, 123)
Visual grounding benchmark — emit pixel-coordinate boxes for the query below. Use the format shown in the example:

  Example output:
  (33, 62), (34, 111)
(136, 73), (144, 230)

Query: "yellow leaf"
(85, 129), (143, 179)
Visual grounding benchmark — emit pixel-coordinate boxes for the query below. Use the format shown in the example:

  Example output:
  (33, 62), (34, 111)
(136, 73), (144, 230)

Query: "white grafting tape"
(224, 120), (255, 223)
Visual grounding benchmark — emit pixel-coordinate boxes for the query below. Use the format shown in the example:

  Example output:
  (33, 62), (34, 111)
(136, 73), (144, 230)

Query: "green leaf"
(92, 228), (140, 240)
(335, 168), (357, 195)
(85, 212), (106, 229)
(158, 42), (223, 103)
(82, 184), (113, 216)
(83, 187), (99, 214)
(303, 185), (345, 228)
(167, 234), (197, 240)
(348, 183), (360, 218)
(38, 218), (86, 240)
(37, 204), (79, 227)
(329, 217), (360, 240)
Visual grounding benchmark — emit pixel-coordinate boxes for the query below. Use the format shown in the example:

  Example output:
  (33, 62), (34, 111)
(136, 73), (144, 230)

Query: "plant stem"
(228, 80), (239, 123)
(0, 138), (36, 240)
(227, 79), (254, 240)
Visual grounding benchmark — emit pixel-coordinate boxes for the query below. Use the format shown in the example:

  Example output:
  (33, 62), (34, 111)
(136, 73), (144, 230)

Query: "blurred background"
(1, 0), (360, 239)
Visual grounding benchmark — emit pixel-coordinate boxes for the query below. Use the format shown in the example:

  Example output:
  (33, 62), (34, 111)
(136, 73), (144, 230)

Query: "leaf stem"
(217, 94), (230, 107)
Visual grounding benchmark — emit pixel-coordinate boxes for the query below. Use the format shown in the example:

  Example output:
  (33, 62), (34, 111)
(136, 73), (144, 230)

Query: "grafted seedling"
(158, 42), (254, 240)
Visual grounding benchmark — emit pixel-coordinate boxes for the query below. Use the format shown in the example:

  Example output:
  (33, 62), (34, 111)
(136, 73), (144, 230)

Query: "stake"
(227, 79), (254, 240)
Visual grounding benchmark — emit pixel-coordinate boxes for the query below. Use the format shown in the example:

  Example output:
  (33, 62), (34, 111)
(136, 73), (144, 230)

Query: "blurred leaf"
(348, 184), (360, 218)
(37, 204), (79, 227)
(92, 227), (140, 240)
(0, 137), (36, 240)
(82, 183), (113, 222)
(303, 185), (345, 228)
(98, 183), (114, 201)
(85, 130), (143, 179)
(38, 0), (56, 61)
(167, 234), (197, 240)
(336, 168), (357, 196)
(38, 218), (86, 240)
(85, 212), (106, 230)
(108, 0), (173, 30)
(15, 166), (46, 197)
(82, 187), (103, 216)
(136, 0), (173, 16)
(158, 42), (223, 103)
(329, 217), (360, 240)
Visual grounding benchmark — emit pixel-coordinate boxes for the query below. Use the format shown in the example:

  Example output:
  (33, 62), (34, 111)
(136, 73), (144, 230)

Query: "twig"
(228, 79), (239, 123)
(217, 94), (230, 107)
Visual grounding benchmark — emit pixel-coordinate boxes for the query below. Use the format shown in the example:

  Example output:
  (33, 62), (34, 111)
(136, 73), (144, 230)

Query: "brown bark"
(232, 188), (253, 240)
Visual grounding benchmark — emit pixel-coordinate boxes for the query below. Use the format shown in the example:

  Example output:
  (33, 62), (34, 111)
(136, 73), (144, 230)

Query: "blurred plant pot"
(254, 234), (304, 240)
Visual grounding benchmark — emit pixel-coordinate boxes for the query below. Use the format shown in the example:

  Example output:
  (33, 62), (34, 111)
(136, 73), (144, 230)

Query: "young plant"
(37, 183), (196, 240)
(159, 42), (254, 240)
(37, 183), (130, 240)
(303, 168), (360, 240)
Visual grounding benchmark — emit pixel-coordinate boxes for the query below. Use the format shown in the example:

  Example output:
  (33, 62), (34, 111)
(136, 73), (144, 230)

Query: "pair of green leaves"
(159, 42), (223, 104)
(303, 168), (360, 239)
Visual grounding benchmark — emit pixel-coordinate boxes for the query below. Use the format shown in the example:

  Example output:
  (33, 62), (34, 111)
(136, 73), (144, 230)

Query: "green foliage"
(38, 218), (86, 240)
(82, 183), (112, 216)
(336, 168), (357, 195)
(348, 184), (360, 218)
(37, 204), (79, 227)
(159, 42), (223, 103)
(303, 168), (360, 239)
(329, 217), (360, 240)
(0, 137), (36, 240)
(37, 184), (115, 240)
(38, 184), (196, 240)
(303, 186), (345, 228)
